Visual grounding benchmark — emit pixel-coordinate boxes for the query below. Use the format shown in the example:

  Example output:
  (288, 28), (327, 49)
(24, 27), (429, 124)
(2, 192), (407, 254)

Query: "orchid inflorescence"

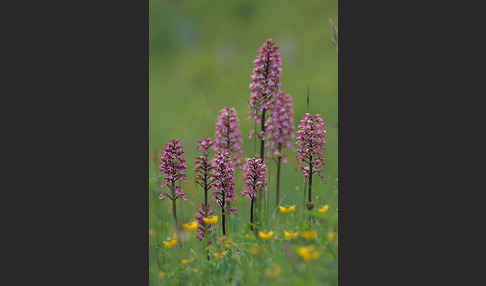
(194, 137), (215, 241)
(296, 113), (327, 210)
(249, 39), (282, 127)
(210, 151), (237, 235)
(158, 139), (187, 227)
(214, 107), (243, 167)
(242, 157), (268, 231)
(296, 113), (327, 180)
(159, 139), (187, 201)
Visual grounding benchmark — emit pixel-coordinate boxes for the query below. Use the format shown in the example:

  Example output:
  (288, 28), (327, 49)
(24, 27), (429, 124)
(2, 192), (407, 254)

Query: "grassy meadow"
(149, 1), (338, 285)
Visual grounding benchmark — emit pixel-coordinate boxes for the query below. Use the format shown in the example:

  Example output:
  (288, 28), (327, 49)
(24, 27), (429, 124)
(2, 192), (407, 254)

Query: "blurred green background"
(149, 0), (337, 284)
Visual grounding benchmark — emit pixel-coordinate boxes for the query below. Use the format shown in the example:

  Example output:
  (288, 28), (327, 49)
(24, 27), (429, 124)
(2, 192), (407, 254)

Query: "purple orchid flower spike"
(214, 107), (243, 168)
(159, 139), (187, 227)
(195, 203), (214, 241)
(296, 113), (327, 210)
(193, 138), (215, 246)
(210, 151), (236, 236)
(241, 157), (267, 231)
(248, 39), (282, 127)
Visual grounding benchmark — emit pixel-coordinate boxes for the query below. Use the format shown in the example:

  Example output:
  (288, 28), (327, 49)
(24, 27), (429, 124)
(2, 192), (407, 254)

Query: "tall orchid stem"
(276, 144), (282, 207)
(308, 157), (313, 208)
(250, 197), (255, 231)
(255, 194), (261, 233)
(221, 193), (226, 236)
(307, 157), (314, 227)
(203, 174), (210, 260)
(204, 172), (208, 207)
(171, 199), (177, 227)
(171, 181), (178, 228)
(258, 108), (266, 216)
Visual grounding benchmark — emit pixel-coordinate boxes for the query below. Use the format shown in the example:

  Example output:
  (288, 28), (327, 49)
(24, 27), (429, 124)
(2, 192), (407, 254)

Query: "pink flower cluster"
(158, 139), (187, 201)
(265, 91), (295, 160)
(214, 107), (243, 167)
(248, 39), (282, 123)
(210, 151), (237, 214)
(195, 203), (214, 241)
(194, 137), (214, 189)
(241, 157), (268, 201)
(296, 113), (327, 180)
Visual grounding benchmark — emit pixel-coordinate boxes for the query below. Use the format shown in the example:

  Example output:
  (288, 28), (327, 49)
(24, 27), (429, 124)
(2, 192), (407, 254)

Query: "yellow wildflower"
(259, 231), (274, 240)
(181, 258), (194, 265)
(301, 230), (318, 240)
(318, 205), (329, 213)
(284, 231), (298, 239)
(327, 231), (336, 241)
(182, 221), (198, 230)
(250, 246), (264, 255)
(264, 264), (281, 277)
(213, 251), (224, 259)
(162, 239), (177, 248)
(245, 233), (252, 239)
(158, 271), (165, 278)
(296, 245), (320, 261)
(203, 216), (218, 224)
(279, 205), (296, 213)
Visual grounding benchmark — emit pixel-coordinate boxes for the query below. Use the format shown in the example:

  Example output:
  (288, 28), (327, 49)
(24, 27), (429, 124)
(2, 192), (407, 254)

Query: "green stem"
(250, 196), (255, 232)
(276, 153), (282, 207)
(222, 193), (226, 236)
(171, 181), (178, 228)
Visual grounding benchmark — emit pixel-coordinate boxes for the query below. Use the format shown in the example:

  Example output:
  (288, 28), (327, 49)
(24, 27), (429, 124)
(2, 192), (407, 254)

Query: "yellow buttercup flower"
(213, 251), (224, 259)
(182, 221), (198, 230)
(259, 231), (274, 240)
(279, 205), (296, 213)
(296, 245), (320, 261)
(327, 231), (336, 241)
(318, 205), (329, 213)
(181, 258), (194, 265)
(163, 239), (177, 248)
(284, 231), (298, 239)
(264, 264), (281, 277)
(301, 230), (318, 240)
(203, 216), (218, 224)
